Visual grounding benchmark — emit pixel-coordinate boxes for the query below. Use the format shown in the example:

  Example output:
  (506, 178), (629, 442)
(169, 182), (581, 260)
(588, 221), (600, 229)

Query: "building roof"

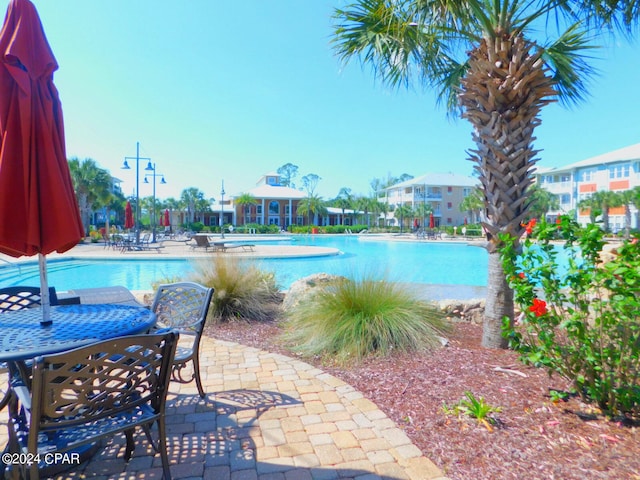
(236, 184), (307, 200)
(387, 172), (478, 189)
(539, 143), (640, 174)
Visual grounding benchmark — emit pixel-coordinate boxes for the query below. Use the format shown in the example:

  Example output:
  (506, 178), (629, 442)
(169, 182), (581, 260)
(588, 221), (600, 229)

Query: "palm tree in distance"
(333, 0), (638, 348)
(297, 194), (327, 226)
(235, 193), (258, 226)
(68, 157), (113, 235)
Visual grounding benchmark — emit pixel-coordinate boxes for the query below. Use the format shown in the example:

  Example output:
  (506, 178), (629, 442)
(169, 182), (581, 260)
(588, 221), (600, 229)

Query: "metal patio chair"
(0, 286), (59, 412)
(150, 282), (214, 398)
(5, 332), (178, 480)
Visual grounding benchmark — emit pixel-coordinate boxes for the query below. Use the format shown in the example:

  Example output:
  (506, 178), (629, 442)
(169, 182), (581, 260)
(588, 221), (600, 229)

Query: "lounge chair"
(220, 243), (255, 252)
(189, 234), (213, 251)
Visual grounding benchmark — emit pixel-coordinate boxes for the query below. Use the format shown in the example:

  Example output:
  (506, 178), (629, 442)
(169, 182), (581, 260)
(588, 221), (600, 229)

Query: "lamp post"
(220, 180), (225, 239)
(122, 142), (151, 244)
(144, 163), (166, 242)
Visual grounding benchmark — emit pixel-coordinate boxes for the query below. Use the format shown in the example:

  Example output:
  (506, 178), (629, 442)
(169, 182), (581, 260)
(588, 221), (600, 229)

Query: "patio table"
(0, 303), (156, 363)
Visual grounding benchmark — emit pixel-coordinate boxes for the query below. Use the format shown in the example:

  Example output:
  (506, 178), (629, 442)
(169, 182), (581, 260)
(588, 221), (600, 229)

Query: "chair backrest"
(151, 282), (214, 336)
(194, 235), (211, 247)
(29, 332), (178, 434)
(0, 286), (59, 312)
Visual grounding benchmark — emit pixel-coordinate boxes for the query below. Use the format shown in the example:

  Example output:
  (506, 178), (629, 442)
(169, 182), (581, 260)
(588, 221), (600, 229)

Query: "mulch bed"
(207, 320), (640, 480)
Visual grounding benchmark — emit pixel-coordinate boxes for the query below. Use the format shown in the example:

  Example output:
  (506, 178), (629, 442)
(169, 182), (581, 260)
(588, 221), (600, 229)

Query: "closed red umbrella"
(0, 0), (84, 324)
(124, 201), (134, 230)
(163, 209), (170, 229)
(158, 212), (164, 227)
(429, 213), (435, 229)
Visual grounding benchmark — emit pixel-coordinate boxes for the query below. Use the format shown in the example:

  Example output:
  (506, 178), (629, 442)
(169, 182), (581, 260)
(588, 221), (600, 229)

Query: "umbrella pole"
(38, 253), (52, 326)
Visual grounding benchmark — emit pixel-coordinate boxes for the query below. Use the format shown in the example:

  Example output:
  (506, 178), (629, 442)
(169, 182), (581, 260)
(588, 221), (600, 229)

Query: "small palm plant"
(442, 391), (502, 431)
(282, 274), (449, 364)
(188, 256), (281, 322)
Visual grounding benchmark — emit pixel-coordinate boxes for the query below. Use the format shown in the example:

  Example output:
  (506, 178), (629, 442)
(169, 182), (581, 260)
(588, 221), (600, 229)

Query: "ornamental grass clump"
(282, 275), (449, 365)
(188, 256), (281, 322)
(500, 216), (640, 418)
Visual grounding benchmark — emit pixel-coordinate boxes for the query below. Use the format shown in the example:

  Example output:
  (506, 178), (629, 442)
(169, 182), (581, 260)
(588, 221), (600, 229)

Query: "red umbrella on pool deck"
(0, 0), (84, 325)
(163, 209), (170, 229)
(429, 213), (435, 229)
(124, 201), (134, 230)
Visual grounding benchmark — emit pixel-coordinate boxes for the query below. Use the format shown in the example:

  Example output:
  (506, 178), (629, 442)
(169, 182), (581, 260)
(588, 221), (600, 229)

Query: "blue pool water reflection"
(0, 236), (488, 293)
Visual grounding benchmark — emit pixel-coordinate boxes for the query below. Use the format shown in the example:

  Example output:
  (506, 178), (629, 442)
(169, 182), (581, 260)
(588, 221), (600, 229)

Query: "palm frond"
(333, 0), (425, 88)
(539, 23), (600, 107)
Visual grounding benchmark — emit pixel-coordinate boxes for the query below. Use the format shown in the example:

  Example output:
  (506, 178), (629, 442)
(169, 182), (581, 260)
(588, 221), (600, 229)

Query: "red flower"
(518, 272), (526, 279)
(529, 298), (548, 317)
(523, 218), (537, 234)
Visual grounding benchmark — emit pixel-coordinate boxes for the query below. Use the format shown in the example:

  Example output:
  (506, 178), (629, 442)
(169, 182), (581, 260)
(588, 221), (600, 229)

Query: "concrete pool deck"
(1, 232), (486, 263)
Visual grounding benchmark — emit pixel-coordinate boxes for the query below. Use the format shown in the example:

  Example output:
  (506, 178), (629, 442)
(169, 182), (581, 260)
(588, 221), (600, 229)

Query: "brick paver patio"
(1, 335), (449, 479)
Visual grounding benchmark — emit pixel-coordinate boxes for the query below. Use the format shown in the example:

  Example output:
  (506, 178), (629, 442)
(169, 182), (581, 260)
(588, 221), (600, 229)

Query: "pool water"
(0, 236), (488, 292)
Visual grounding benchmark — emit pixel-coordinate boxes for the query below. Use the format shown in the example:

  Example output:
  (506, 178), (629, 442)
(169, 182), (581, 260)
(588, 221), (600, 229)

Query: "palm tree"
(333, 0), (638, 348)
(578, 194), (601, 224)
(297, 194), (327, 226)
(579, 191), (619, 231)
(68, 157), (113, 235)
(180, 187), (208, 226)
(615, 189), (638, 238)
(459, 187), (484, 224)
(414, 202), (433, 230)
(334, 187), (354, 225)
(527, 185), (560, 221)
(234, 193), (258, 225)
(394, 204), (413, 232)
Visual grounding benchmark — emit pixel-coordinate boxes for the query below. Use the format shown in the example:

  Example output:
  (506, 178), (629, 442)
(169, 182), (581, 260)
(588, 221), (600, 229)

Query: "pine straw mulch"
(206, 319), (640, 480)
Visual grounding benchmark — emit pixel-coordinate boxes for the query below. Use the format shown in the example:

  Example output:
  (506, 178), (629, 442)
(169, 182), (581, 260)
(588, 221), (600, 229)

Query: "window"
(463, 188), (472, 197)
(447, 202), (452, 210)
(256, 205), (263, 214)
(560, 194), (571, 205)
(268, 201), (279, 214)
(609, 164), (630, 179)
(580, 170), (594, 182)
(267, 176), (277, 185)
(447, 186), (453, 193)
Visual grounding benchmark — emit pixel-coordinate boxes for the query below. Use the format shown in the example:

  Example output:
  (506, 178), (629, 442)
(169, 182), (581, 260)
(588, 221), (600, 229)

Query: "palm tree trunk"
(483, 251), (512, 348)
(459, 35), (556, 348)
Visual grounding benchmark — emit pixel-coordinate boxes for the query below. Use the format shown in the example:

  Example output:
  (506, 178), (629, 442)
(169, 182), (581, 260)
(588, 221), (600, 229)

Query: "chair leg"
(124, 428), (136, 462)
(157, 418), (172, 480)
(192, 354), (205, 399)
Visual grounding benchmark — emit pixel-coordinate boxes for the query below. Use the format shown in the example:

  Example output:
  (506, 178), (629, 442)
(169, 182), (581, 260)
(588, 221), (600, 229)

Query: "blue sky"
(21, 1), (640, 201)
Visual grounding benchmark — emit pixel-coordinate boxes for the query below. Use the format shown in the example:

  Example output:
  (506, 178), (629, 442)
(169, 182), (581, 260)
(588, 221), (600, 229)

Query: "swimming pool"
(0, 236), (488, 293)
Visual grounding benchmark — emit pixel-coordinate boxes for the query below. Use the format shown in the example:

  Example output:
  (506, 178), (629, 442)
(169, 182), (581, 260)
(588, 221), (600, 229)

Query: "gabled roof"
(236, 184), (306, 200)
(387, 172), (478, 189)
(542, 143), (640, 173)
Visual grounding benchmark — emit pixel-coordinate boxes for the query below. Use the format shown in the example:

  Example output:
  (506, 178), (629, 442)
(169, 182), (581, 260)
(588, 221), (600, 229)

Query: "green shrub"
(187, 256), (281, 322)
(281, 275), (449, 364)
(500, 216), (640, 418)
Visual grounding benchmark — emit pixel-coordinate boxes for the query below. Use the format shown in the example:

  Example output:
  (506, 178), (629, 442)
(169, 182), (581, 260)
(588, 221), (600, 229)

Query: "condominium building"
(383, 173), (479, 227)
(536, 143), (640, 231)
